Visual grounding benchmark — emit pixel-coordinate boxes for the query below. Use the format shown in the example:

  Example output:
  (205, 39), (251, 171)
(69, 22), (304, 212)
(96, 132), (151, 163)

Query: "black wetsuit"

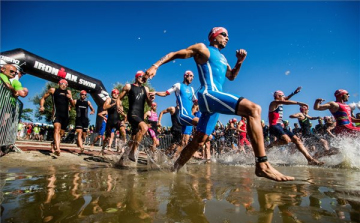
(52, 88), (70, 130)
(75, 99), (89, 130)
(127, 84), (146, 135)
(299, 115), (321, 143)
(105, 98), (122, 136)
(170, 107), (182, 144)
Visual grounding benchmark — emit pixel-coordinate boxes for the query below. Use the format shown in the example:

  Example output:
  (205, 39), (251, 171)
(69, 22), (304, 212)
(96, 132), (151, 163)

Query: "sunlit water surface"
(1, 136), (360, 223)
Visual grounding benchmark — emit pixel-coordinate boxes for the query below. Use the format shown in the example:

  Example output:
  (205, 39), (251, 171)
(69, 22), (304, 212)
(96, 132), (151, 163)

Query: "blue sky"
(1, 1), (359, 128)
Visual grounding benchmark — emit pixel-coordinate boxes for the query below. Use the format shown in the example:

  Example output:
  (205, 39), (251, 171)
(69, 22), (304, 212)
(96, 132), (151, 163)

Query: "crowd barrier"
(0, 80), (23, 148)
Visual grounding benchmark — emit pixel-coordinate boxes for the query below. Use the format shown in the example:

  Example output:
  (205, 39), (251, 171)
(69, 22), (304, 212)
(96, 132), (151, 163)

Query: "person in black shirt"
(102, 88), (126, 153)
(74, 90), (95, 153)
(289, 106), (329, 151)
(158, 105), (182, 156)
(117, 71), (154, 162)
(40, 79), (75, 156)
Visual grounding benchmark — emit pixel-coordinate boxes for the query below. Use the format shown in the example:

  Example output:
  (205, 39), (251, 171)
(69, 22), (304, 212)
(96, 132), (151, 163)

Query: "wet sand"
(1, 146), (360, 222)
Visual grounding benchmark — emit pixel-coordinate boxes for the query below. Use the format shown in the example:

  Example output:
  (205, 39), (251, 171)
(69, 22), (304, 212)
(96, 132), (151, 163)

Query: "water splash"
(212, 136), (360, 169)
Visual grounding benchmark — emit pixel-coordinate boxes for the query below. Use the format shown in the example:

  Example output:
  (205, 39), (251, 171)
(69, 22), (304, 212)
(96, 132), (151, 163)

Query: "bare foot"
(308, 159), (324, 166)
(50, 142), (55, 153)
(255, 162), (295, 181)
(128, 151), (136, 162)
(54, 150), (61, 156)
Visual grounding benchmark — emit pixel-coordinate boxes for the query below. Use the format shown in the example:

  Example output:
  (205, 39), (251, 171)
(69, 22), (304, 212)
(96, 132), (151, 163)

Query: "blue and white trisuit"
(196, 46), (244, 135)
(166, 83), (197, 135)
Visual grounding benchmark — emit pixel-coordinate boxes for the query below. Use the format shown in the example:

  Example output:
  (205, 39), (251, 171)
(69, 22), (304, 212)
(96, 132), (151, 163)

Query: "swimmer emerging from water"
(268, 90), (323, 165)
(145, 27), (294, 182)
(314, 89), (360, 136)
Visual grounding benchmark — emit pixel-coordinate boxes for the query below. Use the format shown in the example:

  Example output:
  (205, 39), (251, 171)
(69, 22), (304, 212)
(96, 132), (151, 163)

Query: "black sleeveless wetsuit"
(52, 88), (70, 130)
(127, 84), (146, 135)
(170, 106), (182, 144)
(75, 99), (89, 130)
(105, 98), (122, 136)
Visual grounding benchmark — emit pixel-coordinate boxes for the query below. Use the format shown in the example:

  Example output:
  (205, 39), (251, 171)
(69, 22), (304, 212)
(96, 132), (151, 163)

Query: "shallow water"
(1, 162), (360, 223)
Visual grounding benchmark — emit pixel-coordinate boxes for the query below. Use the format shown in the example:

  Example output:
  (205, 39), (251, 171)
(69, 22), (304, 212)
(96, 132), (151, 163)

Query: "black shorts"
(53, 115), (69, 130)
(270, 124), (294, 139)
(128, 115), (144, 136)
(105, 120), (122, 137)
(171, 130), (182, 144)
(75, 117), (89, 131)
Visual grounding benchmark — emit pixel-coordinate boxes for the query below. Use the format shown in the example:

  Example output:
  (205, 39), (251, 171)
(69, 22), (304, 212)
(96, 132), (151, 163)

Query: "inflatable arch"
(0, 48), (109, 131)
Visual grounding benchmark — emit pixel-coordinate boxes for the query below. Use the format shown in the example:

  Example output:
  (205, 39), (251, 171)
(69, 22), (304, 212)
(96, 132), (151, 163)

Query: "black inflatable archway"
(0, 48), (109, 131)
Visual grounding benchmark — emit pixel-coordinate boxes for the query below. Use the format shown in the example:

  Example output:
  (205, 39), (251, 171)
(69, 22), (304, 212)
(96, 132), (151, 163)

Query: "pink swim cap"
(334, 89), (348, 97)
(184, 70), (194, 77)
(273, 90), (284, 98)
(135, 71), (145, 79)
(208, 27), (228, 41)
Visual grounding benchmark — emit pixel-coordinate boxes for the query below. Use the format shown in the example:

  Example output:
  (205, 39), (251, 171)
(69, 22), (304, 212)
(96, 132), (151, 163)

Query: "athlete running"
(117, 71), (155, 162)
(39, 79), (75, 156)
(289, 106), (329, 152)
(155, 70), (199, 158)
(91, 111), (108, 148)
(102, 89), (126, 154)
(145, 27), (294, 181)
(314, 89), (360, 135)
(74, 90), (95, 153)
(267, 90), (323, 165)
(237, 117), (252, 153)
(158, 105), (183, 156)
(144, 102), (160, 152)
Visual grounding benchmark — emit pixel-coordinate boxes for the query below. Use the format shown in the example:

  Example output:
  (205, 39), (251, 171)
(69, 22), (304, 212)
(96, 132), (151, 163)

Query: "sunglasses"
(9, 70), (18, 75)
(59, 83), (68, 86)
(219, 32), (228, 37)
(81, 94), (87, 96)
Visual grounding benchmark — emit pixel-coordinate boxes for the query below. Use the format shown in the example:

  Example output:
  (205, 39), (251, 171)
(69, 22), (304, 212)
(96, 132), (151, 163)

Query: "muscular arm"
(88, 101), (95, 115)
(145, 43), (209, 80)
(103, 98), (113, 111)
(144, 111), (151, 121)
(67, 90), (75, 107)
(285, 86), (301, 100)
(313, 99), (338, 113)
(155, 91), (169, 97)
(39, 88), (55, 111)
(116, 84), (131, 113)
(144, 86), (154, 106)
(269, 100), (308, 111)
(289, 113), (303, 119)
(98, 110), (108, 122)
(226, 49), (247, 81)
(158, 107), (175, 126)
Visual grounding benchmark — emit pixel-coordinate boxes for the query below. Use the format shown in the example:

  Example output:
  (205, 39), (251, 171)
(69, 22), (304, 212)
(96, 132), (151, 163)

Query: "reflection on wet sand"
(1, 164), (360, 222)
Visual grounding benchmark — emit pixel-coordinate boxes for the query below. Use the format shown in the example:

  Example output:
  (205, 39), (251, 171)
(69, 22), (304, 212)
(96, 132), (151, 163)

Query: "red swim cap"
(111, 89), (119, 94)
(80, 90), (87, 95)
(300, 106), (308, 112)
(208, 27), (228, 41)
(232, 118), (237, 123)
(151, 102), (157, 107)
(184, 70), (194, 77)
(334, 89), (348, 97)
(135, 71), (145, 79)
(273, 90), (284, 98)
(59, 79), (68, 85)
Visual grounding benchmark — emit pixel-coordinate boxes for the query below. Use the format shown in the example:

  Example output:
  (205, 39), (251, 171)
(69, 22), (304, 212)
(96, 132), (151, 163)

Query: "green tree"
(113, 80), (155, 115)
(30, 82), (80, 125)
(20, 108), (34, 122)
